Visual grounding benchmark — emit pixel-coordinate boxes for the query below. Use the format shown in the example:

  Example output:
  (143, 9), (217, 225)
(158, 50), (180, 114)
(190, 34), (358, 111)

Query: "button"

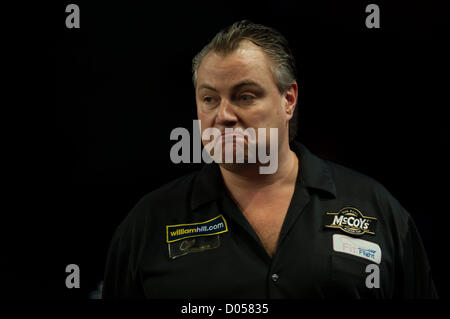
(271, 273), (279, 282)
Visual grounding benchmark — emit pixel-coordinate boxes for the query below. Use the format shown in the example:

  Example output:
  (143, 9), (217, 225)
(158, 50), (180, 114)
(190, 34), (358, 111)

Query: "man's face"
(195, 40), (297, 165)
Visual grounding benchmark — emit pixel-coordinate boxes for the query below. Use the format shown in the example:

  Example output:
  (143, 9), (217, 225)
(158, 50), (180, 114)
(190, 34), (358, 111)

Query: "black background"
(3, 0), (448, 299)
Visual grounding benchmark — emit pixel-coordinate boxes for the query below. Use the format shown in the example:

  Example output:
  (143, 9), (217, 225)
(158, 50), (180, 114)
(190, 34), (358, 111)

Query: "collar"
(190, 141), (337, 211)
(292, 142), (337, 199)
(190, 161), (224, 211)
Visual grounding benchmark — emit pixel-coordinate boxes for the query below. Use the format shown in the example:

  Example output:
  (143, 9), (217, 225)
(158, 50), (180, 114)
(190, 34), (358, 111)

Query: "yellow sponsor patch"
(166, 215), (228, 243)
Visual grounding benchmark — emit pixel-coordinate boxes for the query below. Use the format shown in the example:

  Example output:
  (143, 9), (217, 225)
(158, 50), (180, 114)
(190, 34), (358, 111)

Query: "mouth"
(220, 131), (249, 148)
(221, 131), (246, 140)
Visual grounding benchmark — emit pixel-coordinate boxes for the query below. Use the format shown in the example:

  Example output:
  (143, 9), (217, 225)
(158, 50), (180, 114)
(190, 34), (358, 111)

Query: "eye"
(203, 96), (217, 104)
(201, 96), (219, 110)
(240, 94), (255, 102)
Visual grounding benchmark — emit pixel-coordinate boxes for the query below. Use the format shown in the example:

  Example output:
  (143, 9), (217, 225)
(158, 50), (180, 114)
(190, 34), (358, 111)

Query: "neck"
(219, 142), (299, 191)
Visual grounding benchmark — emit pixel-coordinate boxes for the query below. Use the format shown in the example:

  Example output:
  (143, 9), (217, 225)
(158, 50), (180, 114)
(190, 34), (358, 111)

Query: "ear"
(283, 81), (298, 120)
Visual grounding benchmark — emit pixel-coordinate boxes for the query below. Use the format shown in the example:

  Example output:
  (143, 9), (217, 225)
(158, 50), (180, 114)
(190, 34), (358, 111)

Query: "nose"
(216, 99), (238, 127)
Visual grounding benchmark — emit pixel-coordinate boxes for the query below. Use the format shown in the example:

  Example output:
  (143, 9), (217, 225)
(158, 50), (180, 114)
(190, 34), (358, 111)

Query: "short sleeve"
(102, 225), (145, 299)
(397, 214), (438, 298)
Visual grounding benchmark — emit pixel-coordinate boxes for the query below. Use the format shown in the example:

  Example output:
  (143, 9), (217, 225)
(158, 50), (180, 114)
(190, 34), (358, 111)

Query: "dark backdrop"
(4, 0), (448, 299)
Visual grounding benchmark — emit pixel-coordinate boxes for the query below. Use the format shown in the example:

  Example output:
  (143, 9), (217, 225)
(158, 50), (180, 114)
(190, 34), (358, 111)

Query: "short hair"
(192, 20), (299, 142)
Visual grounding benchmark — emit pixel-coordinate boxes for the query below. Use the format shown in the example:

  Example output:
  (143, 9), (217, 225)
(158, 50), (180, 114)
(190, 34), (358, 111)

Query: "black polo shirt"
(102, 142), (437, 299)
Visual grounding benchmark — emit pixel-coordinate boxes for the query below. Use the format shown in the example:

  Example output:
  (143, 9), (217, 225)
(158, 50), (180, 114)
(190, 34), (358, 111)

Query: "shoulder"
(135, 171), (198, 212)
(326, 160), (389, 201)
(112, 170), (200, 241)
(325, 159), (411, 232)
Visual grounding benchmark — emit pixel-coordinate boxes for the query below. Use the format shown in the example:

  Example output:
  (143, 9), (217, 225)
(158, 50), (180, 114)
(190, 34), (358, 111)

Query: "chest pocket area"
(168, 235), (221, 259)
(330, 254), (382, 298)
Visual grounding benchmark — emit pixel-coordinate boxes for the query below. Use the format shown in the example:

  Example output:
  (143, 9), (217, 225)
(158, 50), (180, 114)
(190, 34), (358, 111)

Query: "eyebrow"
(198, 80), (264, 92)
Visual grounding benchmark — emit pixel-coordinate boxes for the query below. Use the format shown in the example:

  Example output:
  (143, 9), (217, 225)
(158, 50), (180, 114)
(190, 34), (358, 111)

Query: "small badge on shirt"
(324, 206), (377, 236)
(166, 214), (228, 243)
(166, 215), (228, 259)
(333, 234), (382, 264)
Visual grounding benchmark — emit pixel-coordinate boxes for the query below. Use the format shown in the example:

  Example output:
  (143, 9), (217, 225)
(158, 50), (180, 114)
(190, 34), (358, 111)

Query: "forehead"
(196, 40), (275, 90)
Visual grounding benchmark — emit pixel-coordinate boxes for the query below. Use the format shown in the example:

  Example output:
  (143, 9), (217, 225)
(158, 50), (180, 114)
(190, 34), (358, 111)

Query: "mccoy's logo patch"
(166, 215), (228, 243)
(324, 207), (377, 236)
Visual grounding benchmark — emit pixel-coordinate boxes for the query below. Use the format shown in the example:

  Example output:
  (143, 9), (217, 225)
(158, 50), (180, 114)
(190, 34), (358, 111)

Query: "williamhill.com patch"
(324, 207), (377, 236)
(166, 215), (228, 243)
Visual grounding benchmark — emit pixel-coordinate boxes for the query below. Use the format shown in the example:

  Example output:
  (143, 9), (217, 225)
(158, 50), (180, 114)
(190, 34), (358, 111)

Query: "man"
(102, 21), (437, 298)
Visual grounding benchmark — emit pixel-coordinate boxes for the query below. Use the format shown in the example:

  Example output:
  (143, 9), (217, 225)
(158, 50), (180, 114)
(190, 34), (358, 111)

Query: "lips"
(221, 131), (246, 139)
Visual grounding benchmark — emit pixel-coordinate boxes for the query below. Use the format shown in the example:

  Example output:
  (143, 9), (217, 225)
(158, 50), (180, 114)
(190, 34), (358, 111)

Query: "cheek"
(197, 109), (217, 144)
(197, 107), (211, 123)
(197, 108), (213, 124)
(247, 99), (284, 127)
(271, 97), (289, 125)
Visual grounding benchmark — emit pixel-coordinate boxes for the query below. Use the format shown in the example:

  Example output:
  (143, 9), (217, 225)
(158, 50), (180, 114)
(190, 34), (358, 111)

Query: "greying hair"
(192, 20), (299, 142)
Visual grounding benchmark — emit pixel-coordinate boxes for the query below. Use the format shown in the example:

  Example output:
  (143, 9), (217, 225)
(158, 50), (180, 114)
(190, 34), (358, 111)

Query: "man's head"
(192, 20), (298, 169)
